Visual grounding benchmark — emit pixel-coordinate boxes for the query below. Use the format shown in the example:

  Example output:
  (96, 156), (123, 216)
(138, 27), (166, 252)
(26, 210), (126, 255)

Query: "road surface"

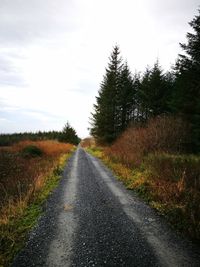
(12, 147), (200, 266)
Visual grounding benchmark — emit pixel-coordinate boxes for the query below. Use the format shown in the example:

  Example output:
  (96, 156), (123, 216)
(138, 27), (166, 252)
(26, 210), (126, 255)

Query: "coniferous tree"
(59, 122), (80, 144)
(148, 62), (173, 117)
(90, 46), (123, 143)
(117, 62), (135, 133)
(132, 72), (142, 122)
(172, 9), (200, 151)
(138, 62), (173, 121)
(137, 67), (151, 121)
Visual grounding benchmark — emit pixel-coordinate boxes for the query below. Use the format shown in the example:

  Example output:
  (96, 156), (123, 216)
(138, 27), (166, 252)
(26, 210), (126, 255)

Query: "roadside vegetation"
(0, 140), (75, 267)
(84, 119), (200, 241)
(87, 9), (200, 242)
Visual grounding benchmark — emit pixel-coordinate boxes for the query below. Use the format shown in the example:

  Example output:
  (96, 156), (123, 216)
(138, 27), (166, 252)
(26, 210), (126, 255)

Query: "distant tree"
(59, 122), (80, 145)
(0, 124), (80, 146)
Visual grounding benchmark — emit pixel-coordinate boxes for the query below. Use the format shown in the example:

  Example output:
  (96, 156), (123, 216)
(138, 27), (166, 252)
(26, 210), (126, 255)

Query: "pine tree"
(59, 122), (80, 145)
(117, 62), (135, 132)
(137, 67), (151, 121)
(132, 72), (142, 122)
(138, 62), (172, 121)
(149, 62), (173, 116)
(172, 9), (200, 151)
(90, 46), (123, 143)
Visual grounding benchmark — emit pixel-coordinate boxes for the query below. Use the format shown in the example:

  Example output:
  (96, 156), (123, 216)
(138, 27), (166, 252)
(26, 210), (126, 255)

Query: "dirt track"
(12, 147), (200, 266)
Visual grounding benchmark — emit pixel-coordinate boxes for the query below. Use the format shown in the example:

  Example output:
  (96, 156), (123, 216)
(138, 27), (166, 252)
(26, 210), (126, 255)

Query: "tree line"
(90, 9), (200, 152)
(0, 122), (80, 146)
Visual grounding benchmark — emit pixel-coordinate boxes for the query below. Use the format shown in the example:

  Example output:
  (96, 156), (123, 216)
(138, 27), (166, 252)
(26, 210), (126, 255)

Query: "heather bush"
(0, 141), (73, 208)
(21, 145), (43, 158)
(106, 116), (189, 167)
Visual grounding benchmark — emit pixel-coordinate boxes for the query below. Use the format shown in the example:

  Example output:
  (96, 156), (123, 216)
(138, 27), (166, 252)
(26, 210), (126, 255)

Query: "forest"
(90, 9), (200, 153)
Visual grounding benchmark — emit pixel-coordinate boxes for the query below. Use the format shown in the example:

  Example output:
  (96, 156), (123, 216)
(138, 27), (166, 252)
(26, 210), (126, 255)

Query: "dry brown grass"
(13, 140), (73, 156)
(0, 140), (73, 222)
(89, 147), (200, 240)
(0, 140), (74, 266)
(106, 116), (188, 168)
(88, 116), (200, 240)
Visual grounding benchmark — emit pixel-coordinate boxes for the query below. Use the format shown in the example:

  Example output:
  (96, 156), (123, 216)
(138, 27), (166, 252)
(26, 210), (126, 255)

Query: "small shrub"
(106, 115), (189, 167)
(144, 153), (200, 190)
(21, 145), (43, 158)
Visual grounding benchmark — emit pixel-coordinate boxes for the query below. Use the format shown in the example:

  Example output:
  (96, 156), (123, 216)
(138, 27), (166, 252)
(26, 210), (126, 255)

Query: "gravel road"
(12, 147), (200, 267)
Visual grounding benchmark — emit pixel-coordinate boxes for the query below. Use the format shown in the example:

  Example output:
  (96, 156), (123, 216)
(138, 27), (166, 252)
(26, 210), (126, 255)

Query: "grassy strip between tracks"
(0, 142), (75, 267)
(86, 146), (200, 243)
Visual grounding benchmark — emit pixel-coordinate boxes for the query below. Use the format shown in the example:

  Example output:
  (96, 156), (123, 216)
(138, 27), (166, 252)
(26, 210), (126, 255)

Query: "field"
(0, 140), (74, 266)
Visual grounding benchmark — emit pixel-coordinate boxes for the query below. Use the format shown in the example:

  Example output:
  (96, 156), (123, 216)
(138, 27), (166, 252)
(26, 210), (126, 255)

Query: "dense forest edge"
(87, 9), (200, 241)
(0, 122), (80, 146)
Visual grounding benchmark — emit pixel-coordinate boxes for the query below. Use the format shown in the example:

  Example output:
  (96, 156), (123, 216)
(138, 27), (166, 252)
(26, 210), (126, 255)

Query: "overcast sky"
(0, 0), (199, 138)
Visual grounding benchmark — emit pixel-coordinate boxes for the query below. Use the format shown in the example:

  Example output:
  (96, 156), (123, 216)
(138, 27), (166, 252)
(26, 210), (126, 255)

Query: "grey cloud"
(0, 0), (81, 88)
(0, 0), (79, 46)
(0, 99), (61, 120)
(0, 56), (13, 72)
(0, 101), (63, 133)
(147, 0), (199, 16)
(0, 106), (62, 133)
(0, 54), (26, 87)
(146, 0), (199, 30)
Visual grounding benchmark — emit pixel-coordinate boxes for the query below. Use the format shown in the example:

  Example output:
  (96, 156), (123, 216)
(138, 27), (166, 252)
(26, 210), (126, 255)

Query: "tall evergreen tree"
(137, 67), (151, 121)
(148, 61), (173, 117)
(132, 72), (142, 122)
(172, 9), (200, 151)
(138, 62), (173, 121)
(117, 62), (135, 132)
(90, 46), (123, 143)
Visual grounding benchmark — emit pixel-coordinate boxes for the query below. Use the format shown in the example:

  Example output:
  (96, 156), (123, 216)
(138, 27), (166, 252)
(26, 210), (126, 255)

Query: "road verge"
(0, 144), (75, 267)
(86, 146), (200, 243)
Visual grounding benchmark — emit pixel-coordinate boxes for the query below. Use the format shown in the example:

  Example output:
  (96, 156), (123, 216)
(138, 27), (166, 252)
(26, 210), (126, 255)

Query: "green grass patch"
(0, 151), (73, 267)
